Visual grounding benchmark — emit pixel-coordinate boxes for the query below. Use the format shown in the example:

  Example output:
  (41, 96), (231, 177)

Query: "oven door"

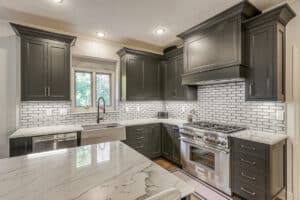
(181, 139), (231, 195)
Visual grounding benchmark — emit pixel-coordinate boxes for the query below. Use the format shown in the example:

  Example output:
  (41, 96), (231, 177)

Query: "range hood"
(177, 1), (261, 86)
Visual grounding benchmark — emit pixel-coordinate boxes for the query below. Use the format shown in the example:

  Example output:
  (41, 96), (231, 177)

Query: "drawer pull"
(241, 172), (256, 181)
(241, 144), (256, 151)
(136, 137), (144, 140)
(241, 187), (256, 196)
(136, 128), (144, 131)
(135, 146), (144, 149)
(240, 158), (256, 165)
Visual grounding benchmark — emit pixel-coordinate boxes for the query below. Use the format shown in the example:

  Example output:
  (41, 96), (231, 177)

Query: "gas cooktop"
(183, 121), (245, 134)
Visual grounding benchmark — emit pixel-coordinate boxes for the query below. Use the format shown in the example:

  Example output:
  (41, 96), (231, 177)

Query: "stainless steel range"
(180, 121), (245, 195)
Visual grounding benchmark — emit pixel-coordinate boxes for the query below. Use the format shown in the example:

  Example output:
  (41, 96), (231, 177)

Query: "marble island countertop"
(10, 118), (188, 139)
(231, 130), (287, 145)
(0, 141), (193, 200)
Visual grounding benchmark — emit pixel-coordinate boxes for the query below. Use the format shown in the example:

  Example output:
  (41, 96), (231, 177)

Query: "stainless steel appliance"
(180, 122), (245, 195)
(32, 132), (78, 153)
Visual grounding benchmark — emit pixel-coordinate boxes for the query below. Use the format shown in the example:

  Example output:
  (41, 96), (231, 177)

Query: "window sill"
(71, 109), (117, 115)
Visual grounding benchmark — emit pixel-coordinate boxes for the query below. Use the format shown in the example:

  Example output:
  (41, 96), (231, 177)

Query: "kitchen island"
(0, 141), (192, 200)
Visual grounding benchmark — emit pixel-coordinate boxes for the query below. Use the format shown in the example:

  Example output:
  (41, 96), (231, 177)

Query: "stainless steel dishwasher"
(32, 133), (78, 153)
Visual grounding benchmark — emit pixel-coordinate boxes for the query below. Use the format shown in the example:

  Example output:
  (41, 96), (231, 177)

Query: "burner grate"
(184, 121), (245, 134)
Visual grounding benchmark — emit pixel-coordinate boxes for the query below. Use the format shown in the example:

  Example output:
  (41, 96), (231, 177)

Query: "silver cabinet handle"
(241, 187), (256, 196)
(240, 158), (256, 165)
(240, 144), (256, 151)
(241, 172), (256, 181)
(249, 83), (252, 96)
(44, 87), (47, 96)
(48, 87), (51, 96)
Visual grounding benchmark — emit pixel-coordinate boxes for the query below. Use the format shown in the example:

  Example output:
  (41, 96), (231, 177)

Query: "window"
(72, 57), (116, 113)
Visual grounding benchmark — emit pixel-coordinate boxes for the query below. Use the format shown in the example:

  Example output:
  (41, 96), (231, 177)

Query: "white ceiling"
(0, 0), (285, 48)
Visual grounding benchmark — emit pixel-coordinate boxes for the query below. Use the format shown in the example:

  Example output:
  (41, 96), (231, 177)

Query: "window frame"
(71, 65), (116, 113)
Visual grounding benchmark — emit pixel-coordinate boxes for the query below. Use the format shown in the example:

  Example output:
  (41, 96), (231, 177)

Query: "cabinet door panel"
(149, 124), (161, 159)
(162, 125), (173, 160)
(246, 25), (274, 100)
(21, 38), (48, 100)
(172, 129), (181, 165)
(165, 59), (176, 99)
(48, 42), (70, 100)
(144, 59), (160, 100)
(126, 56), (144, 100)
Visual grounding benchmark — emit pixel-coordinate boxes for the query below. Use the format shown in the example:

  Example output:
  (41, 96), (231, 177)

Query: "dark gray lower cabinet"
(231, 137), (286, 200)
(123, 123), (181, 165)
(9, 137), (32, 157)
(162, 124), (181, 165)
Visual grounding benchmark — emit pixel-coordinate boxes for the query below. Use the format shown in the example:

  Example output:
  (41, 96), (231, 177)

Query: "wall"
(0, 22), (19, 158)
(165, 82), (286, 133)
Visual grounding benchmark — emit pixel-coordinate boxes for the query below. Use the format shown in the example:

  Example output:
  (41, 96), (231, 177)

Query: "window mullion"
(92, 72), (96, 109)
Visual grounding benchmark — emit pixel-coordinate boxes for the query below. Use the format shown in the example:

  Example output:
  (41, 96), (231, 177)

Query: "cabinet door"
(246, 25), (274, 100)
(172, 128), (181, 165)
(126, 56), (144, 100)
(144, 58), (161, 100)
(21, 38), (48, 100)
(162, 124), (173, 160)
(47, 42), (70, 100)
(148, 124), (161, 159)
(9, 137), (32, 157)
(165, 58), (176, 99)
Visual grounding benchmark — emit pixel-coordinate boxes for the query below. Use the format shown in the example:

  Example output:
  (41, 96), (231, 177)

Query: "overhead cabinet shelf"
(10, 23), (76, 101)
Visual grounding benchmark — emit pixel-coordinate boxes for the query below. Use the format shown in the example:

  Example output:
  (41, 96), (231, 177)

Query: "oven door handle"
(181, 138), (229, 154)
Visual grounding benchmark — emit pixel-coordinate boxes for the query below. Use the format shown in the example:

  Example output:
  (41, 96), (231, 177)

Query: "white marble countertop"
(9, 125), (83, 138)
(0, 141), (193, 200)
(231, 130), (287, 145)
(9, 118), (188, 139)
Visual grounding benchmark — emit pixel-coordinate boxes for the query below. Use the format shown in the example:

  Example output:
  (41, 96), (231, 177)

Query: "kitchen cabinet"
(10, 23), (76, 101)
(117, 48), (163, 101)
(148, 124), (162, 159)
(163, 48), (197, 100)
(9, 137), (32, 157)
(244, 4), (295, 101)
(162, 124), (181, 165)
(231, 137), (286, 200)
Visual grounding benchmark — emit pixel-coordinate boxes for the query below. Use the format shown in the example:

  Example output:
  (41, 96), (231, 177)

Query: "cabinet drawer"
(234, 164), (266, 189)
(234, 138), (266, 159)
(235, 151), (266, 173)
(234, 179), (265, 200)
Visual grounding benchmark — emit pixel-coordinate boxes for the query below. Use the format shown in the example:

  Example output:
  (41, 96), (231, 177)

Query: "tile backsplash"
(19, 82), (286, 133)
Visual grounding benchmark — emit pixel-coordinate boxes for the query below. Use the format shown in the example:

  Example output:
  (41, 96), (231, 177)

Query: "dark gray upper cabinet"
(10, 23), (76, 101)
(244, 4), (295, 101)
(117, 48), (163, 101)
(164, 48), (197, 100)
(177, 1), (261, 85)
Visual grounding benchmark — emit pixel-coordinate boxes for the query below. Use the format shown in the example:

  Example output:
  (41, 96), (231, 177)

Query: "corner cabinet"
(163, 48), (197, 100)
(10, 23), (76, 101)
(244, 4), (295, 101)
(118, 48), (163, 101)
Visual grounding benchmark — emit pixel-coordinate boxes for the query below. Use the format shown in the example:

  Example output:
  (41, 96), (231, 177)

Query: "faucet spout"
(97, 97), (106, 124)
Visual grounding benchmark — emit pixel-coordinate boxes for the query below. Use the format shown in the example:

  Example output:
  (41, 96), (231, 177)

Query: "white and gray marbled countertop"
(0, 141), (193, 200)
(9, 125), (84, 138)
(231, 130), (287, 145)
(10, 118), (188, 139)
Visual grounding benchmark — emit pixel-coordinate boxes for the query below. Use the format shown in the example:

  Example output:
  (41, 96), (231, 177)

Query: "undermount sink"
(81, 123), (126, 145)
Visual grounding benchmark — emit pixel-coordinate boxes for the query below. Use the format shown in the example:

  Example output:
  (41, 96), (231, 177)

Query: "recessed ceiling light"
(96, 32), (105, 38)
(155, 27), (166, 35)
(53, 0), (63, 3)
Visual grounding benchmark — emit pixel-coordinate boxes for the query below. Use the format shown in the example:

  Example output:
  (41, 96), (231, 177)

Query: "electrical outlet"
(59, 108), (68, 116)
(45, 109), (52, 116)
(125, 107), (129, 112)
(276, 110), (285, 121)
(137, 106), (140, 112)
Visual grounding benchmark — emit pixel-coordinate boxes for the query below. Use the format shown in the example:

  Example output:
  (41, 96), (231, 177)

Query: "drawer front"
(235, 151), (266, 173)
(234, 138), (266, 159)
(234, 179), (265, 200)
(234, 164), (266, 189)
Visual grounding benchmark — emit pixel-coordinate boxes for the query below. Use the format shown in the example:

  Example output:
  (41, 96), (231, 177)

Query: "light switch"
(276, 110), (285, 121)
(59, 108), (68, 115)
(125, 107), (129, 112)
(45, 109), (52, 116)
(137, 106), (140, 112)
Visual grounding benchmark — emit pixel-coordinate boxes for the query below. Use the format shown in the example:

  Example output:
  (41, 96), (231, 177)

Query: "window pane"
(96, 73), (111, 106)
(75, 72), (92, 107)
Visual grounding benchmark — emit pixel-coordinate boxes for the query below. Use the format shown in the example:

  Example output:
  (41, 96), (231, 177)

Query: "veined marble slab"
(0, 141), (193, 200)
(9, 125), (83, 138)
(231, 130), (287, 145)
